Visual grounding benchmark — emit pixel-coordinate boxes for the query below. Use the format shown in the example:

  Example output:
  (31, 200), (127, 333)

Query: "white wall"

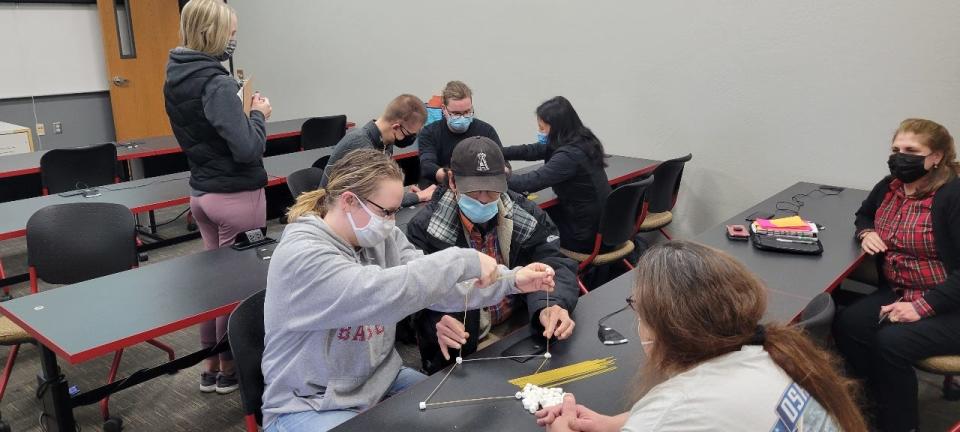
(231, 0), (960, 236)
(0, 3), (108, 99)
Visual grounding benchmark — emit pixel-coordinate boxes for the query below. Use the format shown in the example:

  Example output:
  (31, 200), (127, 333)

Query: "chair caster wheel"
(104, 416), (123, 432)
(138, 253), (149, 262)
(0, 419), (11, 432)
(187, 222), (198, 232)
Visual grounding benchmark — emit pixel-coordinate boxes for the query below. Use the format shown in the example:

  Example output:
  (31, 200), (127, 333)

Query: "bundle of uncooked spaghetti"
(508, 357), (617, 388)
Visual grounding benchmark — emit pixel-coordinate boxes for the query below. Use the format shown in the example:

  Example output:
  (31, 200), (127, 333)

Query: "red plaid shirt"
(458, 213), (519, 325)
(873, 179), (947, 317)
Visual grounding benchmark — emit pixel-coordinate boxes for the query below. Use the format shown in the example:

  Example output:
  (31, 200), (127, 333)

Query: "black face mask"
(888, 152), (929, 183)
(394, 132), (417, 148)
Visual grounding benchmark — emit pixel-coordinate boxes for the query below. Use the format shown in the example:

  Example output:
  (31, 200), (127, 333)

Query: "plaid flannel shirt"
(874, 179), (948, 317)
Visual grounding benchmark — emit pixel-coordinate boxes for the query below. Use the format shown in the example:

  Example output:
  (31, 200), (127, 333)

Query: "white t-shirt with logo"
(622, 346), (840, 432)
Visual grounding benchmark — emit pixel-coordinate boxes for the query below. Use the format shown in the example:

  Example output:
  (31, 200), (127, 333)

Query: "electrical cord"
(773, 186), (842, 216)
(102, 175), (190, 192)
(136, 207), (190, 229)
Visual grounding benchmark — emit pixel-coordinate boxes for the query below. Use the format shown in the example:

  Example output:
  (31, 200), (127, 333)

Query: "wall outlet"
(36, 123), (45, 136)
(53, 122), (62, 134)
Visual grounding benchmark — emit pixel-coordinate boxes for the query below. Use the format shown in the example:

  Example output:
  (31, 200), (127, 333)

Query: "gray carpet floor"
(0, 205), (956, 431)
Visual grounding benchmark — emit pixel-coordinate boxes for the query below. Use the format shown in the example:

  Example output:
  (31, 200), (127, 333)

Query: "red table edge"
(0, 300), (241, 365)
(537, 160), (659, 209)
(0, 125), (310, 179)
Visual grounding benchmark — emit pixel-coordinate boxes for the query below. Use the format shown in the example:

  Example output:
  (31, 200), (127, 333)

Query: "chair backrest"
(795, 292), (835, 344)
(311, 155), (331, 170)
(26, 202), (137, 285)
(300, 115), (347, 150)
(597, 177), (654, 248)
(227, 289), (267, 426)
(39, 143), (118, 194)
(286, 167), (325, 198)
(645, 153), (692, 214)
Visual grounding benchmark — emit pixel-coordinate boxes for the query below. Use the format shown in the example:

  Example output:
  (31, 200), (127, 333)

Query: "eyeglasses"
(445, 108), (475, 120)
(364, 198), (402, 218)
(626, 296), (638, 313)
(398, 125), (417, 139)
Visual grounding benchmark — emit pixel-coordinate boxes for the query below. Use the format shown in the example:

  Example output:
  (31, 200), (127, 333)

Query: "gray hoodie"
(261, 215), (519, 427)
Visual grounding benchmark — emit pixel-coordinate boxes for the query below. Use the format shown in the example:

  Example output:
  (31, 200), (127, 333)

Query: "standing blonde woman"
(262, 149), (556, 431)
(164, 0), (273, 394)
(537, 241), (866, 431)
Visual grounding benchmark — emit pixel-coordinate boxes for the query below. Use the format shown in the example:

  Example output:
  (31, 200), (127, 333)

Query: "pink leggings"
(190, 189), (266, 362)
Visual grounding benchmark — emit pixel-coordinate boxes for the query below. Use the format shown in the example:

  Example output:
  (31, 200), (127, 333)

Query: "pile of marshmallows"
(516, 383), (566, 414)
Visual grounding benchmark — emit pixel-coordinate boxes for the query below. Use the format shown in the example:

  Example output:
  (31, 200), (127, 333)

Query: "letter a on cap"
(477, 152), (490, 172)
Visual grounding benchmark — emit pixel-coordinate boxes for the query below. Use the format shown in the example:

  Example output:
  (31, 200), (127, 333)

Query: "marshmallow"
(419, 401), (427, 410)
(543, 352), (552, 359)
(515, 391), (523, 400)
(455, 356), (463, 365)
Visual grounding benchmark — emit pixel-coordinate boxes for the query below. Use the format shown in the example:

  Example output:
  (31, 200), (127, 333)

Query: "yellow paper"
(770, 216), (805, 227)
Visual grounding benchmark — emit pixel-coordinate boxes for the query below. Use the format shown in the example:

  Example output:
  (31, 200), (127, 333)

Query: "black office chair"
(287, 167), (324, 198)
(24, 203), (175, 432)
(639, 153), (692, 240)
(794, 292), (835, 346)
(39, 143), (118, 194)
(300, 115), (347, 150)
(227, 289), (267, 432)
(312, 155), (332, 170)
(560, 177), (653, 294)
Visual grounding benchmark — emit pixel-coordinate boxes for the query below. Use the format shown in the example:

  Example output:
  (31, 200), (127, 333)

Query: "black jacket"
(855, 176), (960, 314)
(416, 118), (502, 184)
(164, 48), (267, 193)
(503, 143), (610, 253)
(407, 188), (579, 318)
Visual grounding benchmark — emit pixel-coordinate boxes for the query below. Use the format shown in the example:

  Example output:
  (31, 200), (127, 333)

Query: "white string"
(419, 269), (553, 410)
(422, 395), (517, 409)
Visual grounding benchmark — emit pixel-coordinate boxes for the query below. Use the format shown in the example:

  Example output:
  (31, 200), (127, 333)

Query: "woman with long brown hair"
(536, 241), (865, 431)
(835, 118), (960, 431)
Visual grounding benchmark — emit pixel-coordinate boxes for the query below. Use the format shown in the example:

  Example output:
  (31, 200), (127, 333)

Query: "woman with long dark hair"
(536, 241), (866, 431)
(502, 96), (610, 254)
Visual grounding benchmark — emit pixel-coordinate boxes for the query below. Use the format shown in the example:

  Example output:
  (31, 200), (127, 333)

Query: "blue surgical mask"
(457, 194), (499, 223)
(536, 131), (549, 145)
(447, 116), (473, 134)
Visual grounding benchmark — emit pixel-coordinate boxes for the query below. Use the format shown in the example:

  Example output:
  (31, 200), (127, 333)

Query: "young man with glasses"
(322, 93), (435, 206)
(417, 81), (504, 186)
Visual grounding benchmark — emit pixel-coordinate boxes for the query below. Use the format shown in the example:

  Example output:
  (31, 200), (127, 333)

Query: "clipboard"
(237, 68), (253, 116)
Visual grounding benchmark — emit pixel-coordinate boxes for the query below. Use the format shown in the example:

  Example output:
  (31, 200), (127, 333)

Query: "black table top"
(0, 243), (273, 364)
(693, 182), (869, 306)
(0, 172), (192, 241)
(337, 182), (869, 431)
(0, 118), (310, 179)
(336, 270), (643, 432)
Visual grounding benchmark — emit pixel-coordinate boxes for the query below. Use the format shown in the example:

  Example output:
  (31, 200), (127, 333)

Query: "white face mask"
(637, 320), (655, 346)
(345, 193), (395, 247)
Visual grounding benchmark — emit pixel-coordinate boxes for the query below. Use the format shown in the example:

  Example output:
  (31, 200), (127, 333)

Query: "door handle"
(112, 76), (129, 87)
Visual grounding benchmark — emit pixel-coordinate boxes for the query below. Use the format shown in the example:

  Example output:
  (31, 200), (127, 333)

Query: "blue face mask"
(537, 131), (549, 145)
(457, 194), (499, 223)
(447, 116), (473, 134)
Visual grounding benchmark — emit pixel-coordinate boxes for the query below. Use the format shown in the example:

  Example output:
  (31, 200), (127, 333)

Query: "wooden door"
(97, 0), (180, 141)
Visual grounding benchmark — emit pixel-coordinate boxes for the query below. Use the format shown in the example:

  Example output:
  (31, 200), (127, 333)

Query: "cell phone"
(745, 211), (774, 222)
(726, 224), (750, 240)
(231, 227), (275, 251)
(501, 335), (547, 363)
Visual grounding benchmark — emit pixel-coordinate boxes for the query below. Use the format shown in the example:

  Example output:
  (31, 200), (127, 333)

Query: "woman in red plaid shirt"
(835, 118), (960, 432)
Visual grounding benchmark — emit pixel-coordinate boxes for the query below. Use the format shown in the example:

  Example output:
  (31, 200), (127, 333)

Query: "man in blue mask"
(407, 137), (579, 374)
(416, 81), (505, 187)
